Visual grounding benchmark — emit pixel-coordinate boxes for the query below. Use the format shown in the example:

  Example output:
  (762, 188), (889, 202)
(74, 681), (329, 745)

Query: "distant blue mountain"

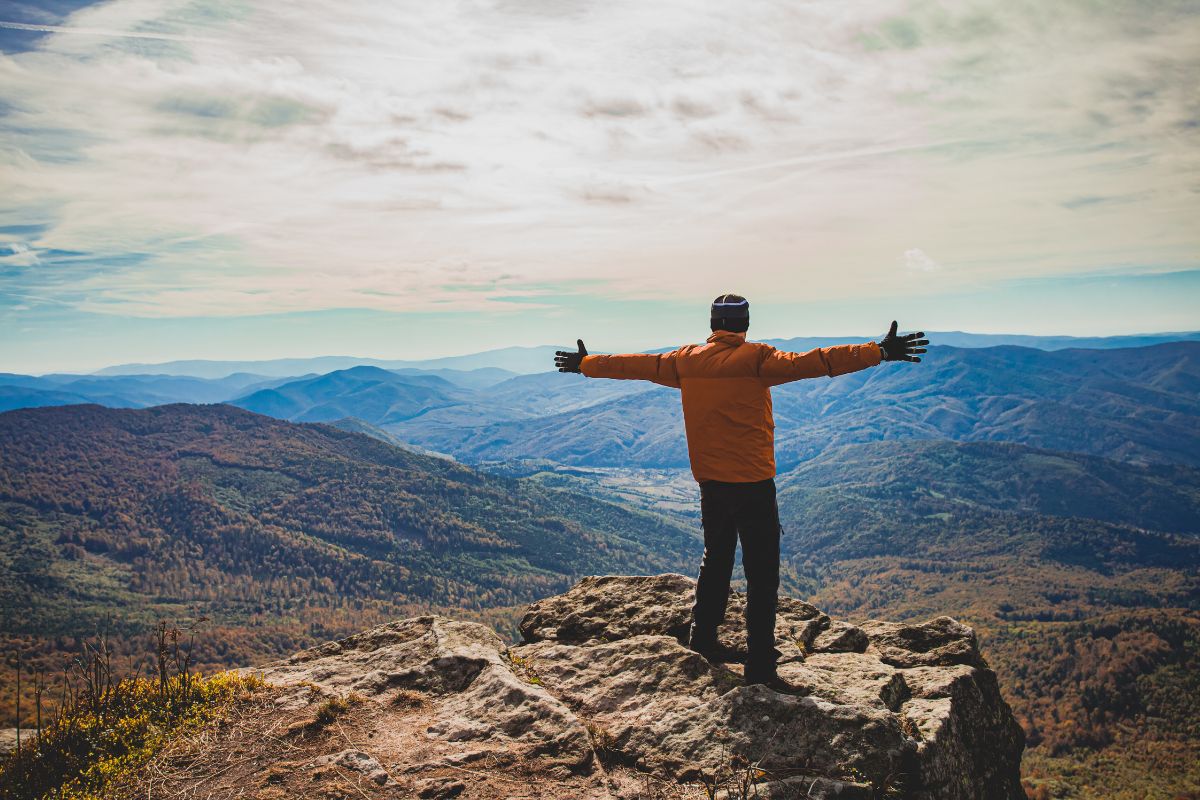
(765, 330), (1200, 352)
(0, 385), (98, 413)
(90, 348), (550, 378)
(81, 332), (1200, 379)
(391, 342), (1200, 470)
(0, 372), (278, 411)
(230, 366), (478, 425)
(389, 366), (519, 390)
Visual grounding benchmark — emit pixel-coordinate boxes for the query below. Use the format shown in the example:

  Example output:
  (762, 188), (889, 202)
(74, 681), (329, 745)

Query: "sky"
(1, 0), (1198, 374)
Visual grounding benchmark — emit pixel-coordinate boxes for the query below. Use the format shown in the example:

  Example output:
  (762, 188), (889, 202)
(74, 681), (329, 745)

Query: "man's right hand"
(878, 321), (928, 362)
(554, 339), (588, 373)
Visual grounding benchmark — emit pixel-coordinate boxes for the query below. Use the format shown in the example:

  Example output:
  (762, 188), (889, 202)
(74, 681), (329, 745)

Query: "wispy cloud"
(0, 19), (223, 44)
(0, 0), (1196, 322)
(903, 248), (940, 273)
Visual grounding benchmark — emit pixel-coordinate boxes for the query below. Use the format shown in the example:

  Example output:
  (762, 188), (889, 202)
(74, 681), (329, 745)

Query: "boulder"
(899, 665), (1027, 797)
(859, 616), (985, 669)
(516, 575), (1024, 798)
(812, 620), (870, 653)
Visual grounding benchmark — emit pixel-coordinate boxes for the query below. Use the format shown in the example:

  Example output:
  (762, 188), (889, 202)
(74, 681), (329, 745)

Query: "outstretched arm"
(553, 339), (680, 388)
(758, 341), (882, 386)
(758, 321), (927, 386)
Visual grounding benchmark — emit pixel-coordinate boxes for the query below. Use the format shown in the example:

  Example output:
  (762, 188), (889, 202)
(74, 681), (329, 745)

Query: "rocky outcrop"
(259, 615), (594, 773)
(253, 575), (1024, 799)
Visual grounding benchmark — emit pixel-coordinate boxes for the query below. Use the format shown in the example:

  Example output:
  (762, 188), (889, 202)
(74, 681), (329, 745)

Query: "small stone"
(310, 750), (391, 786)
(812, 621), (869, 653)
(417, 777), (466, 799)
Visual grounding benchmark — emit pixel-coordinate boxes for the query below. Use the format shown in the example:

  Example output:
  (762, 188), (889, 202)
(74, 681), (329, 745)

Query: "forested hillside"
(773, 440), (1200, 797)
(0, 403), (701, 727)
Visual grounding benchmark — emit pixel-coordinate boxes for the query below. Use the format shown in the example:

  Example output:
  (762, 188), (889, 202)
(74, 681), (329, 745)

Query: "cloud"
(1, 242), (39, 267)
(577, 178), (650, 205)
(903, 248), (940, 272)
(0, 0), (1196, 322)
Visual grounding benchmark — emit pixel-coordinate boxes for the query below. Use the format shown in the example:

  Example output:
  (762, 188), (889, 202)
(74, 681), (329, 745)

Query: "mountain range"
(89, 345), (562, 378)
(8, 338), (1197, 473)
(10, 330), (1199, 385)
(5, 334), (1199, 480)
(77, 329), (1200, 379)
(386, 342), (1200, 470)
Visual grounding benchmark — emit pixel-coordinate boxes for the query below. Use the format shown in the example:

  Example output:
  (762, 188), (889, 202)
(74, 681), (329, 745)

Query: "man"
(554, 294), (927, 686)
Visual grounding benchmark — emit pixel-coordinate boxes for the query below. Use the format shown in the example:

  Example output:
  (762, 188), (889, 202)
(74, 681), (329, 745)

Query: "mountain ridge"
(390, 342), (1200, 469)
(71, 330), (1200, 379)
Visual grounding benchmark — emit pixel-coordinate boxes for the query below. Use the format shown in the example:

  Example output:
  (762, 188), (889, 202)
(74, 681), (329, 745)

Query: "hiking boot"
(687, 634), (743, 664)
(744, 665), (803, 694)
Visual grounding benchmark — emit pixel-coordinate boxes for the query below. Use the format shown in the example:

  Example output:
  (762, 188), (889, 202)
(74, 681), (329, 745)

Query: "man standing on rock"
(553, 294), (926, 686)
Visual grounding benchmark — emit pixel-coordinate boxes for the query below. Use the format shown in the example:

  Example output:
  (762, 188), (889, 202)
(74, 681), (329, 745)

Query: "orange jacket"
(580, 331), (882, 483)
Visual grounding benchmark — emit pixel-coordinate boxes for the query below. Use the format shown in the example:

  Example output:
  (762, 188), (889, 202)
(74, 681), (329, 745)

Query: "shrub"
(0, 624), (263, 800)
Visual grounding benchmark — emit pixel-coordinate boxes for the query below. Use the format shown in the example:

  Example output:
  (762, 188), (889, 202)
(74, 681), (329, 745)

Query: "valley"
(2, 335), (1199, 797)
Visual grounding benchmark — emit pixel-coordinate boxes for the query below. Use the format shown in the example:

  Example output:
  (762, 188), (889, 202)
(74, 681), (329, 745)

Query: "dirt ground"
(113, 684), (711, 800)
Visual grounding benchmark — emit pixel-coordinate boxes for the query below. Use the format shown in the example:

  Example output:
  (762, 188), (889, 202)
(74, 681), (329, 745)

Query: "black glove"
(878, 321), (928, 362)
(554, 339), (588, 373)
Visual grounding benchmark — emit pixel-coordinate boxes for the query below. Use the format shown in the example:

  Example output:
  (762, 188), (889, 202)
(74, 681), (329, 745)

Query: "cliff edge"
(121, 575), (1025, 799)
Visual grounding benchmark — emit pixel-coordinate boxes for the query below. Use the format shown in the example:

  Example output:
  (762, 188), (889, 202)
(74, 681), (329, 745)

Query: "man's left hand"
(878, 321), (928, 362)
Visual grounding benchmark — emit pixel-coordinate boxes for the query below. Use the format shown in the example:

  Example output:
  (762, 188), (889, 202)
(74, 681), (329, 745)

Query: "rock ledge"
(254, 574), (1024, 799)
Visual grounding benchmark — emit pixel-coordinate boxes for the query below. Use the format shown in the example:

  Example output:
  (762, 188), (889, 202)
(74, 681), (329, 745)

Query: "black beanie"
(711, 293), (749, 332)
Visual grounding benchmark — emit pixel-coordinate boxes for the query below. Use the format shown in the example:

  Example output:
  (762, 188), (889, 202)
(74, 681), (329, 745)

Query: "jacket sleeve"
(580, 351), (681, 388)
(758, 342), (882, 387)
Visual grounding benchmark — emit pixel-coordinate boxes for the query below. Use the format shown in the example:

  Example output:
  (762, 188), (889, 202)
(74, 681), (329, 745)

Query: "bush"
(0, 624), (263, 800)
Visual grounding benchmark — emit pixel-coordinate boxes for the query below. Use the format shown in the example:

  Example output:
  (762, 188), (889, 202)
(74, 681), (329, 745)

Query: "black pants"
(689, 477), (781, 672)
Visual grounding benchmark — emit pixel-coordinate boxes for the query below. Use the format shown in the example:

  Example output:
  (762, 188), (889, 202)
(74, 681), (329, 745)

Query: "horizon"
(7, 326), (1200, 377)
(3, 1), (1199, 373)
